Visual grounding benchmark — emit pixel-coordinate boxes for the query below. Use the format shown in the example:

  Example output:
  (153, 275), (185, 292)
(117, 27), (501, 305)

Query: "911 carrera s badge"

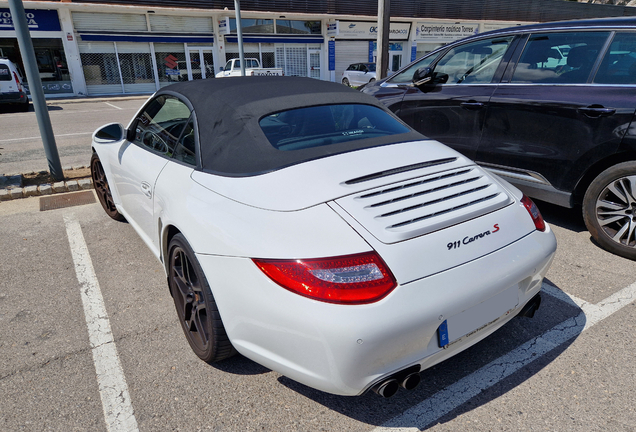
(447, 224), (500, 250)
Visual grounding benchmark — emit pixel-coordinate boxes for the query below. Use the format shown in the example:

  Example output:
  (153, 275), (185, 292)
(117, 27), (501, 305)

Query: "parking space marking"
(64, 214), (139, 432)
(372, 281), (636, 432)
(104, 102), (123, 110)
(0, 132), (92, 143)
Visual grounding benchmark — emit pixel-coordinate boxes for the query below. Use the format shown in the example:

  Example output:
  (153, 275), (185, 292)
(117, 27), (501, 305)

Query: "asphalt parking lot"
(1, 100), (636, 431)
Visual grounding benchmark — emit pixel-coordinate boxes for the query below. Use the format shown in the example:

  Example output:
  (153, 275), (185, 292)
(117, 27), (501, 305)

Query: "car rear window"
(259, 104), (410, 151)
(0, 64), (11, 81)
(594, 32), (636, 85)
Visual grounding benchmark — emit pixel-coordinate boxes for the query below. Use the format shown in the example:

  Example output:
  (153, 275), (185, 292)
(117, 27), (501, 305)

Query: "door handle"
(141, 181), (152, 198)
(460, 102), (485, 110)
(578, 106), (616, 118)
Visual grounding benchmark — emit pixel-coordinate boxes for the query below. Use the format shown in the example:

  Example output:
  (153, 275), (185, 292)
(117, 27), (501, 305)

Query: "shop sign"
(328, 40), (335, 71)
(336, 21), (410, 40)
(164, 54), (178, 69)
(326, 21), (339, 37)
(370, 42), (404, 52)
(0, 9), (61, 32)
(218, 17), (230, 35)
(415, 22), (479, 43)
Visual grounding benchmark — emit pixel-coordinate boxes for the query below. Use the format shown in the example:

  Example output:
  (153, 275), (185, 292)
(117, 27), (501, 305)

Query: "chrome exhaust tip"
(372, 379), (400, 398)
(400, 372), (421, 391)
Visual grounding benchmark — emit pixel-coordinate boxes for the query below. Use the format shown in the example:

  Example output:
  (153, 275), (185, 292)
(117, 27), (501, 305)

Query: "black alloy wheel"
(168, 234), (235, 363)
(583, 161), (636, 260)
(90, 153), (125, 221)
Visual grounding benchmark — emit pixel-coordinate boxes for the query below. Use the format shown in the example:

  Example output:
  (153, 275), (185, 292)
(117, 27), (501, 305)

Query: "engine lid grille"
(334, 165), (513, 244)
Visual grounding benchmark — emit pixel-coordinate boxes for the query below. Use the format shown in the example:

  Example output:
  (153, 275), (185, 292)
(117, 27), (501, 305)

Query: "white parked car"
(342, 62), (377, 87)
(90, 77), (556, 397)
(0, 58), (29, 112)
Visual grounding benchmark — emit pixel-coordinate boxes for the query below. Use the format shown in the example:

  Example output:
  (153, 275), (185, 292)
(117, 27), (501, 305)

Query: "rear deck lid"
(334, 164), (514, 244)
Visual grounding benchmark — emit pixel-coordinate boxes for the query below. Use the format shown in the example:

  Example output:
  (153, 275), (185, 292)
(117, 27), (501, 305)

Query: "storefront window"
(229, 19), (274, 34)
(225, 43), (275, 68)
(0, 38), (73, 94)
(78, 41), (156, 95)
(275, 20), (321, 35)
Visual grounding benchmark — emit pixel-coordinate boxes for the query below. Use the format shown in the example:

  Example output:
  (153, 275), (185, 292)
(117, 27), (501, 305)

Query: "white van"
(0, 58), (29, 112)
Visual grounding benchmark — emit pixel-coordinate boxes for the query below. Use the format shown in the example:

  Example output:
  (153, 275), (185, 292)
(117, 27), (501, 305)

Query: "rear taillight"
(521, 195), (546, 232)
(253, 251), (397, 305)
(13, 72), (23, 92)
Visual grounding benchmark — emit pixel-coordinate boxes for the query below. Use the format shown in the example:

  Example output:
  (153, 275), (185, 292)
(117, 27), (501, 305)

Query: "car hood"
(191, 140), (481, 212)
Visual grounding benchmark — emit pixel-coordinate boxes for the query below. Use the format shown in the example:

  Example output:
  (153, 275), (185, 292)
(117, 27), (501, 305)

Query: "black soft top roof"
(157, 76), (423, 176)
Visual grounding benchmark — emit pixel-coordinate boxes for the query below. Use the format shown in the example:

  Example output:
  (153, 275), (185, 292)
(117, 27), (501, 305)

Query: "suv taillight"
(13, 72), (23, 92)
(521, 195), (546, 232)
(253, 251), (397, 305)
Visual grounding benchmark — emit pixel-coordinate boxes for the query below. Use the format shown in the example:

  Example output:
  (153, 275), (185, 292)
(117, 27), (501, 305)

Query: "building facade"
(1, 0), (634, 97)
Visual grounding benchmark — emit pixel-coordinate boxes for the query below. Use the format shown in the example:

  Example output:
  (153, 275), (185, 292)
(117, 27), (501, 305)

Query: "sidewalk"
(0, 165), (93, 202)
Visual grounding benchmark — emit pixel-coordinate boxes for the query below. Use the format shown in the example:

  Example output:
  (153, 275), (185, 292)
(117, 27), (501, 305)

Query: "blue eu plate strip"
(438, 320), (449, 348)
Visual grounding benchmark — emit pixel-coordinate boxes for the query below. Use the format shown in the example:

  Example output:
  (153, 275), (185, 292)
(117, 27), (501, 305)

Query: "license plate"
(437, 320), (449, 348)
(438, 285), (519, 348)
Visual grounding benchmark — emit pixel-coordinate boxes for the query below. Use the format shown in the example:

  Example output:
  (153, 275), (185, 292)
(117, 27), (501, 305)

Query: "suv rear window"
(511, 31), (610, 84)
(594, 32), (636, 84)
(0, 64), (11, 81)
(259, 104), (410, 151)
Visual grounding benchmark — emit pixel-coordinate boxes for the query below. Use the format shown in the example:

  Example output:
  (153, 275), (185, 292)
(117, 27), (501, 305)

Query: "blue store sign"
(0, 9), (62, 32)
(328, 40), (335, 71)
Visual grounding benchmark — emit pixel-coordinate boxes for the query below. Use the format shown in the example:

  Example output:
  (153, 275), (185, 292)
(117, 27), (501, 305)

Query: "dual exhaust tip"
(372, 366), (421, 398)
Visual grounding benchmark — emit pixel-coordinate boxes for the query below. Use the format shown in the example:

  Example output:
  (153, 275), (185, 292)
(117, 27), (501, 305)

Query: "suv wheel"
(583, 161), (636, 260)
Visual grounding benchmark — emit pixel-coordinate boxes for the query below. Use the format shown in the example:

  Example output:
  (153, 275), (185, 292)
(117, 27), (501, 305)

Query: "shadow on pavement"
(535, 199), (587, 233)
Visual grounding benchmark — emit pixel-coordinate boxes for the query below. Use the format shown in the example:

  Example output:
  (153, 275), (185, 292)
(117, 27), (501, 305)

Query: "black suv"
(363, 17), (636, 260)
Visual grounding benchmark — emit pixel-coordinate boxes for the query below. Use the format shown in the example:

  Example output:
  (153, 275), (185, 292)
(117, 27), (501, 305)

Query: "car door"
(110, 95), (192, 251)
(477, 30), (635, 204)
(356, 64), (369, 86)
(395, 35), (517, 160)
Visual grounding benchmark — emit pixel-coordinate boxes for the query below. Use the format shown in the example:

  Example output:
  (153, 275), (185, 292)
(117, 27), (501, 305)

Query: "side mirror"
(412, 67), (434, 86)
(219, 67), (224, 72)
(93, 123), (125, 144)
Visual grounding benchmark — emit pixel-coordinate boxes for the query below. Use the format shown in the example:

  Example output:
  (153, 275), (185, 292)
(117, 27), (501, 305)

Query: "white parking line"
(0, 132), (92, 143)
(104, 102), (123, 110)
(64, 214), (139, 432)
(372, 280), (636, 432)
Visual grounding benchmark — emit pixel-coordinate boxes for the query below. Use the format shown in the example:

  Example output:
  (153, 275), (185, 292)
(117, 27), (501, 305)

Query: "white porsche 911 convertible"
(90, 76), (556, 398)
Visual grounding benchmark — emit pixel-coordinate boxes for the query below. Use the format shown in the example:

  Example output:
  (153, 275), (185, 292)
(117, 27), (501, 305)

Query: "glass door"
(186, 47), (214, 80)
(308, 49), (320, 79)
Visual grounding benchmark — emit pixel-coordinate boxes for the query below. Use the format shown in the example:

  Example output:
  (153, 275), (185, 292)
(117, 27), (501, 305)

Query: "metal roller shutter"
(335, 41), (369, 85)
(72, 12), (148, 32)
(148, 15), (213, 33)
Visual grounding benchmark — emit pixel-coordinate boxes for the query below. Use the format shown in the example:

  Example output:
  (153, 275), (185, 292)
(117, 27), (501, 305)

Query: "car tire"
(369, 78), (376, 84)
(168, 233), (236, 363)
(19, 100), (29, 112)
(90, 153), (126, 221)
(583, 161), (636, 260)
(342, 77), (350, 87)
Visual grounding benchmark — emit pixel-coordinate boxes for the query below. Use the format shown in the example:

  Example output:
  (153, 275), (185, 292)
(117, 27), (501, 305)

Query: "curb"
(46, 94), (149, 105)
(0, 166), (93, 202)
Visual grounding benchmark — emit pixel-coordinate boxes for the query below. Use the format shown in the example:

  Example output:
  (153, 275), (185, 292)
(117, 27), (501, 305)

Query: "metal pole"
(376, 0), (391, 80)
(8, 0), (63, 181)
(234, 0), (246, 76)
